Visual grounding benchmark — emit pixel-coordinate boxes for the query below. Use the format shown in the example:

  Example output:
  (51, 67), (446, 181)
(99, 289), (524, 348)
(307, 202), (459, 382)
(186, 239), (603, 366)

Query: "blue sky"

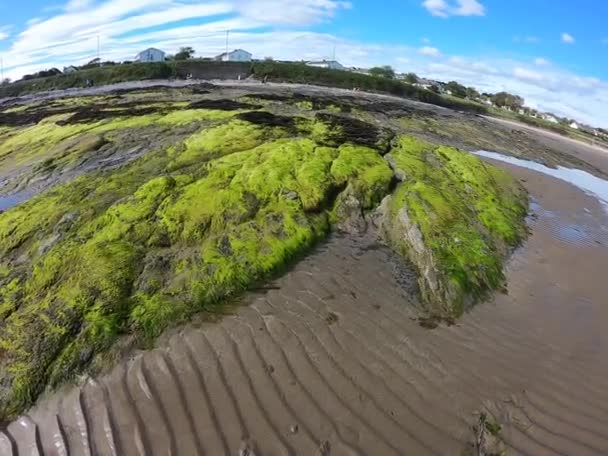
(1, 0), (607, 126)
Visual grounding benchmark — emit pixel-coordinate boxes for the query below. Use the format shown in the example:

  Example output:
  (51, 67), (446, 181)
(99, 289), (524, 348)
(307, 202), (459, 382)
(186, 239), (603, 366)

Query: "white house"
(570, 121), (580, 130)
(135, 48), (166, 63)
(63, 65), (78, 74)
(542, 114), (559, 124)
(215, 49), (252, 62)
(306, 60), (345, 71)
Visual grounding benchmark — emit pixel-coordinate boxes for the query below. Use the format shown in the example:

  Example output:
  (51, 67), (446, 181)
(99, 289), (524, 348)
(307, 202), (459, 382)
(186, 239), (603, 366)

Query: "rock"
(285, 191), (299, 201)
(384, 155), (407, 182)
(38, 233), (62, 256)
(53, 211), (79, 234)
(333, 185), (368, 235)
(290, 424), (299, 434)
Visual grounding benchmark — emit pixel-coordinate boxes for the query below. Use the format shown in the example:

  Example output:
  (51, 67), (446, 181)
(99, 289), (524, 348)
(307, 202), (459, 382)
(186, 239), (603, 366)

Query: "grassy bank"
(251, 62), (488, 114)
(1, 61), (487, 114)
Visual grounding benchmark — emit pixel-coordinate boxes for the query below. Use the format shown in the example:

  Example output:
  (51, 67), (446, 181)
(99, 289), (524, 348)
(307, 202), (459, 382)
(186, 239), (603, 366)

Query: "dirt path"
(1, 159), (608, 455)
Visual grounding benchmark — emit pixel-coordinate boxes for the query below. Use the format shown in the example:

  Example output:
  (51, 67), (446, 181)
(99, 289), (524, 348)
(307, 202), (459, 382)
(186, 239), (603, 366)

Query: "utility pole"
(97, 35), (101, 66)
(0, 57), (3, 82)
(225, 30), (229, 55)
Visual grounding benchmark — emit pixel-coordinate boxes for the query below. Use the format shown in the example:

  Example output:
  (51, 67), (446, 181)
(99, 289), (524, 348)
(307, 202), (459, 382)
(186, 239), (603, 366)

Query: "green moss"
(295, 100), (314, 110)
(0, 113), (396, 418)
(167, 119), (289, 170)
(0, 93), (527, 419)
(331, 144), (393, 209)
(385, 136), (527, 316)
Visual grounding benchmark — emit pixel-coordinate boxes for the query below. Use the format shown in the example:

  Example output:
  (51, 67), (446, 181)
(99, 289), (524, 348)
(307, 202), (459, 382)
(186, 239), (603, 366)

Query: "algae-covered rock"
(0, 88), (529, 420)
(0, 104), (397, 419)
(380, 136), (528, 317)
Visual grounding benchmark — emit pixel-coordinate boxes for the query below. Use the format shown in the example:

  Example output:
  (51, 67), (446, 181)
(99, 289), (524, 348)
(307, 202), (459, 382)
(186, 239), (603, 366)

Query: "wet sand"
(1, 158), (607, 455)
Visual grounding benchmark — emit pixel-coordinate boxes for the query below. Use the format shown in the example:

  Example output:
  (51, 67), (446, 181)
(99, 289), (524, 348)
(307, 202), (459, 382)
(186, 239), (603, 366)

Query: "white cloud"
(0, 26), (11, 41)
(235, 0), (351, 25)
(454, 0), (485, 16)
(513, 67), (545, 83)
(534, 57), (550, 66)
(65, 0), (93, 12)
(422, 0), (485, 18)
(419, 46), (441, 57)
(561, 33), (575, 44)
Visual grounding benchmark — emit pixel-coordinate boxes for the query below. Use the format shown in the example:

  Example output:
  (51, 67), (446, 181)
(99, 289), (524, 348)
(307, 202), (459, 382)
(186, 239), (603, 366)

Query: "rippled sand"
(2, 160), (608, 455)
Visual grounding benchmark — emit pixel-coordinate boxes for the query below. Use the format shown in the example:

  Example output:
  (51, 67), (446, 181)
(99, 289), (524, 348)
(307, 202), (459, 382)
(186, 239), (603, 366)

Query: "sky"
(0, 0), (607, 126)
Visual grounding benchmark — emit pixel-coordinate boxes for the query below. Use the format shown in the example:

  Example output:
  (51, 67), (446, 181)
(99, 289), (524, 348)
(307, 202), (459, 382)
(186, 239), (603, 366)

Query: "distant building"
(135, 48), (166, 63)
(542, 114), (559, 124)
(215, 49), (252, 62)
(570, 121), (580, 130)
(306, 60), (345, 71)
(63, 65), (78, 74)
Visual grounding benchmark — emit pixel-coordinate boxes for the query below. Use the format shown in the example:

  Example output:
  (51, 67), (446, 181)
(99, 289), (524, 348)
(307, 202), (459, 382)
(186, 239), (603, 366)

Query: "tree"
(0, 78), (11, 85)
(491, 91), (524, 110)
(428, 84), (440, 94)
(174, 47), (195, 61)
(404, 72), (419, 84)
(369, 65), (395, 79)
(465, 86), (480, 99)
(446, 80), (467, 98)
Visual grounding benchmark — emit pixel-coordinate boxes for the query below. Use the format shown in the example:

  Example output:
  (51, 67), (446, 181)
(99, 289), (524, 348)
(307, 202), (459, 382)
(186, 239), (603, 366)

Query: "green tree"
(0, 78), (10, 86)
(404, 72), (419, 84)
(465, 86), (480, 99)
(492, 92), (524, 110)
(369, 65), (396, 79)
(174, 47), (195, 61)
(446, 81), (467, 98)
(428, 84), (440, 94)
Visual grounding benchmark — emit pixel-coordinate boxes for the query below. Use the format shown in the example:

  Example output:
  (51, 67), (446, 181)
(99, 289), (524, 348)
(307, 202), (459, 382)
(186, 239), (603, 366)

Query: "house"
(135, 48), (166, 63)
(306, 60), (345, 71)
(215, 49), (252, 62)
(570, 121), (579, 130)
(63, 65), (78, 74)
(542, 114), (559, 124)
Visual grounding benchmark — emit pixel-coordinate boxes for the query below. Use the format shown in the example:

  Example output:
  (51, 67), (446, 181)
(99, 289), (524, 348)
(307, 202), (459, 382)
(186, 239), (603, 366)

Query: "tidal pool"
(475, 150), (608, 212)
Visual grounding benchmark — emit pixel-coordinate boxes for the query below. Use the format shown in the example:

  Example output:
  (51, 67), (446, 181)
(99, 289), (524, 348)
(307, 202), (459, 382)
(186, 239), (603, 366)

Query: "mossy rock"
(0, 90), (528, 420)
(380, 136), (528, 317)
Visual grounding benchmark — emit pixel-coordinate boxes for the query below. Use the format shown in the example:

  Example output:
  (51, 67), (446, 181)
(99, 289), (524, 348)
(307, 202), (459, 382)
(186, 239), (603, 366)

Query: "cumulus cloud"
(422, 0), (485, 18)
(419, 46), (441, 57)
(534, 57), (550, 66)
(561, 33), (575, 44)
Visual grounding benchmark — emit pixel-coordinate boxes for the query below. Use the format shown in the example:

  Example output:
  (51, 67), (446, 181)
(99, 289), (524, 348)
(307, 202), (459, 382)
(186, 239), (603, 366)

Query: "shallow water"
(475, 150), (608, 212)
(0, 192), (31, 211)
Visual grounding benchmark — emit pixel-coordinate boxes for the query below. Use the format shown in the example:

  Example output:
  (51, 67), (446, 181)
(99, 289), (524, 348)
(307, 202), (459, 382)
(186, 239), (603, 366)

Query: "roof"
(136, 48), (165, 56)
(215, 49), (252, 58)
(306, 60), (342, 65)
